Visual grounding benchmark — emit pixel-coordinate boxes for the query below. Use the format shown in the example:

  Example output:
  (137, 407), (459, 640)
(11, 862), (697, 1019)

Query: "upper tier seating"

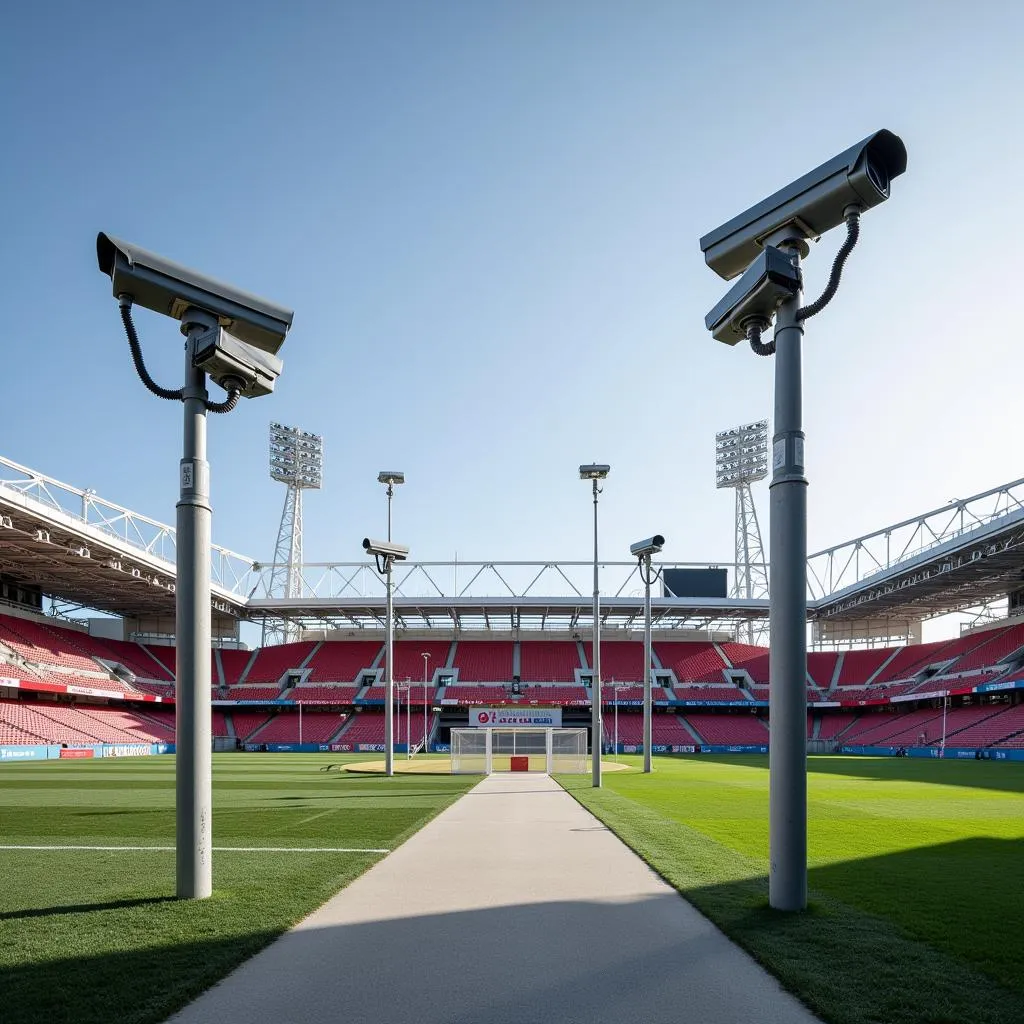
(392, 642), (451, 683)
(443, 685), (512, 704)
(518, 685), (589, 705)
(939, 624), (1024, 676)
(671, 686), (747, 702)
(518, 641), (580, 682)
(452, 641), (512, 683)
(359, 685), (435, 705)
(873, 641), (951, 683)
(305, 641), (381, 683)
(807, 652), (840, 689)
(654, 642), (727, 683)
(836, 648), (898, 687)
(226, 686), (283, 700)
(0, 614), (104, 673)
(720, 643), (771, 683)
(244, 642), (316, 683)
(584, 641), (644, 682)
(218, 649), (253, 685)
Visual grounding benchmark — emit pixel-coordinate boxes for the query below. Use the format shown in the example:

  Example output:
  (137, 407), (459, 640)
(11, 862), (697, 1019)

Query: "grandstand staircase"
(677, 715), (705, 744)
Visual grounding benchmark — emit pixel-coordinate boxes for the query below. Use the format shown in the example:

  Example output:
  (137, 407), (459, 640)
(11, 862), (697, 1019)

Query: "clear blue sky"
(2, 2), (1023, 631)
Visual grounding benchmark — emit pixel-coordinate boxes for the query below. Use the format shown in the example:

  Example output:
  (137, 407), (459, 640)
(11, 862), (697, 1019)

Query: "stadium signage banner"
(100, 743), (153, 758)
(470, 708), (562, 728)
(975, 679), (1024, 694)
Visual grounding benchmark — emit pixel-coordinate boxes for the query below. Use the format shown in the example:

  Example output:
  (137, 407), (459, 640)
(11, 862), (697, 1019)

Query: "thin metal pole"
(643, 554), (653, 772)
(591, 479), (602, 787)
(768, 246), (808, 912)
(407, 682), (411, 759)
(386, 484), (393, 542)
(176, 322), (213, 900)
(299, 701), (303, 746)
(941, 696), (948, 750)
(614, 690), (619, 760)
(422, 652), (429, 756)
(384, 557), (394, 776)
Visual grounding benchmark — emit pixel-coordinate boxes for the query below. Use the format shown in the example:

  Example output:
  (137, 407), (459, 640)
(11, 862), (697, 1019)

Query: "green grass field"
(0, 753), (475, 1024)
(560, 755), (1024, 1024)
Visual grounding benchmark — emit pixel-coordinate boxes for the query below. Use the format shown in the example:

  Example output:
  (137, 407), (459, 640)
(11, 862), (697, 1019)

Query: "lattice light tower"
(715, 419), (769, 643)
(264, 423), (323, 645)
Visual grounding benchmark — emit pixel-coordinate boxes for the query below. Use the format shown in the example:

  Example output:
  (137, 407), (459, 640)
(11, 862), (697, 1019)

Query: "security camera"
(704, 246), (802, 345)
(362, 537), (409, 561)
(630, 535), (665, 558)
(699, 130), (907, 281)
(192, 325), (283, 398)
(97, 233), (294, 354)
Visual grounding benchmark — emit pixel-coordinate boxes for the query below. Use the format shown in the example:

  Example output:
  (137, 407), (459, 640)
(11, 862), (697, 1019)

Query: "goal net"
(450, 728), (587, 774)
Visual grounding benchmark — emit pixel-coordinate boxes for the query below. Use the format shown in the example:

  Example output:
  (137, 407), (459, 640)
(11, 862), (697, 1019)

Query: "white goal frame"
(450, 728), (588, 774)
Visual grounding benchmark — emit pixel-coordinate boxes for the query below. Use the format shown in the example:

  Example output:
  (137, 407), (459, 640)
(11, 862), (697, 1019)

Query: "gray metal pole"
(386, 485), (393, 541)
(385, 557), (394, 776)
(768, 246), (808, 912)
(176, 320), (213, 900)
(643, 555), (653, 773)
(591, 480), (602, 787)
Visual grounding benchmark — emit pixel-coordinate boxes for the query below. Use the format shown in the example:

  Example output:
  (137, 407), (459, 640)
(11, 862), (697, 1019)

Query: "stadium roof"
(2, 453), (1024, 635)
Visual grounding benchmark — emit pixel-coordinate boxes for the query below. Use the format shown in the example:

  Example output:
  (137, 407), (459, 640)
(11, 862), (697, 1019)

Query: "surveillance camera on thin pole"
(96, 233), (294, 901)
(579, 463), (610, 787)
(630, 535), (664, 774)
(363, 537), (409, 776)
(699, 130), (907, 913)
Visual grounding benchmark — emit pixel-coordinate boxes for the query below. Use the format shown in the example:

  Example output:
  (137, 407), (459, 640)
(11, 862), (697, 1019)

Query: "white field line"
(0, 844), (390, 853)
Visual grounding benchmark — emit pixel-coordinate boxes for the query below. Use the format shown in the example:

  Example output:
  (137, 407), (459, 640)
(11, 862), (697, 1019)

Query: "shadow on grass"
(1, 895), (177, 922)
(668, 753), (1024, 794)
(2, 895), (812, 1024)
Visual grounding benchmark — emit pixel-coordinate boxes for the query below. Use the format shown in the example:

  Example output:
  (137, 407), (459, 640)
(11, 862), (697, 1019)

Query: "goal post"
(451, 728), (587, 774)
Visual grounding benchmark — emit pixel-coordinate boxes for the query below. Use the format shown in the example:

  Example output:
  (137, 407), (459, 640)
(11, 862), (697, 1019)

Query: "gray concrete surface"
(167, 773), (821, 1024)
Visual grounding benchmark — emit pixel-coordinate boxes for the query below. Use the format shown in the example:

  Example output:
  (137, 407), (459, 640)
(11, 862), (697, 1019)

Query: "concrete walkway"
(167, 774), (820, 1024)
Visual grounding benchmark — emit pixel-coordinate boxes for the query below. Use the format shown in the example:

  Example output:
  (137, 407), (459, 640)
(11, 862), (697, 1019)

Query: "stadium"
(5, 6), (1024, 1024)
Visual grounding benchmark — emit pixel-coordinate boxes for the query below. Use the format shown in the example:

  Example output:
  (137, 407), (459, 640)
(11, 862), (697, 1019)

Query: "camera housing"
(630, 535), (665, 558)
(705, 246), (802, 345)
(192, 325), (283, 398)
(699, 130), (907, 281)
(362, 537), (410, 561)
(97, 233), (294, 354)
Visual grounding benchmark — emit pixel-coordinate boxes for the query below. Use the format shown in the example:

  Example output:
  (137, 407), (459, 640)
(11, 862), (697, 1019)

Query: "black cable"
(747, 319), (775, 357)
(206, 386), (242, 414)
(797, 210), (860, 321)
(119, 297), (184, 401)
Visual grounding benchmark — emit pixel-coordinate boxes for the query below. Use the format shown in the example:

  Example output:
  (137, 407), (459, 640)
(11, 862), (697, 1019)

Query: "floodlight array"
(269, 422), (324, 489)
(715, 419), (768, 488)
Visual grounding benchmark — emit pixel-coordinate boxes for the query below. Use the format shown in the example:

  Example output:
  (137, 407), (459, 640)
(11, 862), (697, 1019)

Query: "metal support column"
(768, 248), (808, 912)
(591, 480), (602, 787)
(176, 321), (213, 900)
(384, 558), (394, 776)
(643, 554), (653, 773)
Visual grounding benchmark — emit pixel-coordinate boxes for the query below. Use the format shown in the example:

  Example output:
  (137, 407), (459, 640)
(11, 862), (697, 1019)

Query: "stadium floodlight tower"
(700, 130), (907, 912)
(715, 420), (769, 644)
(579, 463), (610, 787)
(96, 233), (293, 901)
(363, 537), (409, 776)
(630, 535), (664, 773)
(265, 423), (323, 646)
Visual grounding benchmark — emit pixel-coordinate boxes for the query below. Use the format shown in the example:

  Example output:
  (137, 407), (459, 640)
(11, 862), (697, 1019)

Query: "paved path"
(168, 774), (820, 1024)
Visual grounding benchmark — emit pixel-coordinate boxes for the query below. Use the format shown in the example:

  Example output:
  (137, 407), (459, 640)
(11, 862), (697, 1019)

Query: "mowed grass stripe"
(558, 755), (1024, 1024)
(0, 753), (476, 1024)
